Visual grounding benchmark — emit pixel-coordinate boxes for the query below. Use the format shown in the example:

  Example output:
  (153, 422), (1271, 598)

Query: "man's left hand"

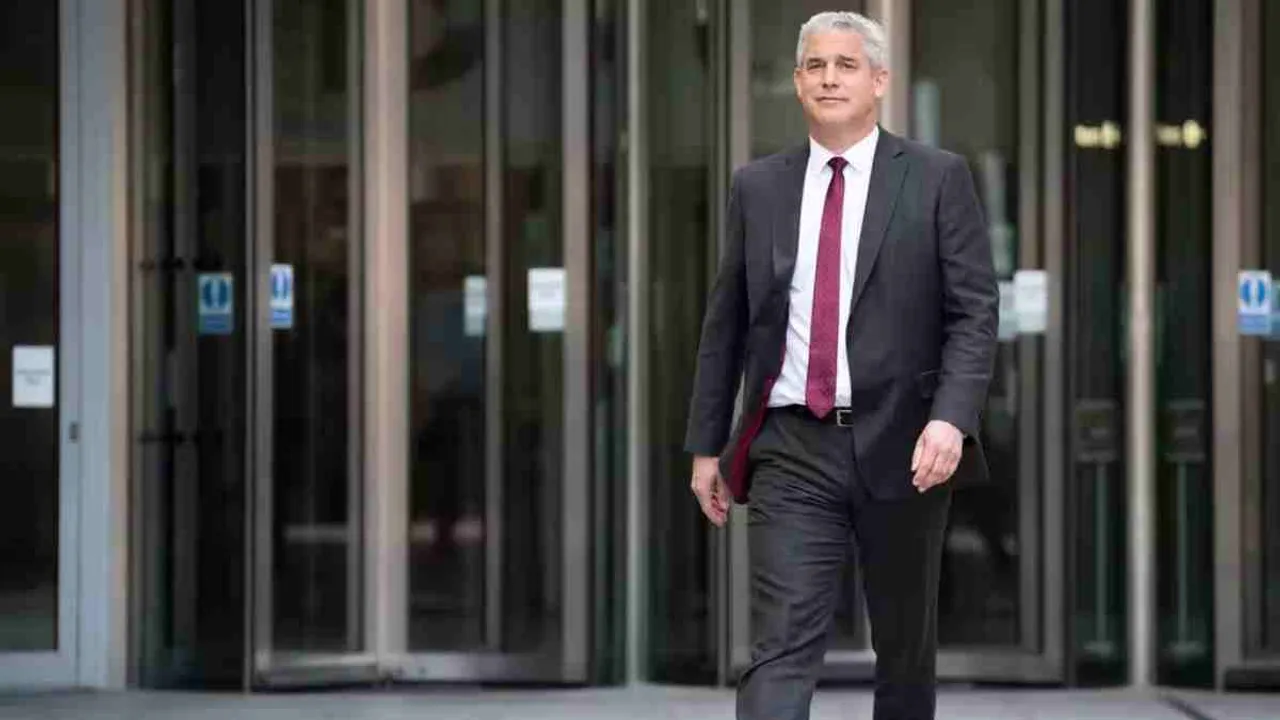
(912, 420), (963, 492)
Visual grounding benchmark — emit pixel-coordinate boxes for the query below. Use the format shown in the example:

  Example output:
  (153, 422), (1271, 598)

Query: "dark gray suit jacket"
(684, 127), (999, 503)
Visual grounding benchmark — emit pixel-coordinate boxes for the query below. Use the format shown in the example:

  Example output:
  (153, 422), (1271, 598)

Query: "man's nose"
(821, 63), (838, 86)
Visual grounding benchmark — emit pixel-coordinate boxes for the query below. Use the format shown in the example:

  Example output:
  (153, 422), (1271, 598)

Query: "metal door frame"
(0, 0), (85, 688)
(248, 0), (378, 686)
(1212, 0), (1280, 690)
(722, 0), (1067, 684)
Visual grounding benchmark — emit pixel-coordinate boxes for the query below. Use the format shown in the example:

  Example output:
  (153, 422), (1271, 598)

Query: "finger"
(705, 497), (726, 526)
(913, 441), (937, 487)
(926, 445), (957, 484)
(941, 448), (961, 481)
(697, 478), (725, 525)
(919, 446), (945, 491)
(713, 480), (730, 513)
(911, 432), (925, 472)
(698, 493), (722, 525)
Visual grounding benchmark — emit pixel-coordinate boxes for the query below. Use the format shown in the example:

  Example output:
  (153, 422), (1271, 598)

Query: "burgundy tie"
(806, 156), (846, 419)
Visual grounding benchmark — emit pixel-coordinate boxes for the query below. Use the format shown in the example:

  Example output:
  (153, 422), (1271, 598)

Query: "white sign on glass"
(12, 345), (55, 408)
(528, 267), (565, 333)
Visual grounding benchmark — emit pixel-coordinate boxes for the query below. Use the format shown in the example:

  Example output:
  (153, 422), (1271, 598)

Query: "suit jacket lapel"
(850, 129), (907, 313)
(771, 145), (809, 288)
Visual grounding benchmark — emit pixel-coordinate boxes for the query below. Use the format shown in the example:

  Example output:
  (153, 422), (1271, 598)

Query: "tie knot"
(828, 156), (848, 173)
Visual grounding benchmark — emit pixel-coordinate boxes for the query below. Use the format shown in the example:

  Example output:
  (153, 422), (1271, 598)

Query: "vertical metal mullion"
(364, 0), (409, 667)
(59, 0), (84, 683)
(1239, 0), (1264, 665)
(250, 0), (276, 677)
(346, 0), (364, 655)
(1126, 0), (1156, 689)
(624, 0), (649, 684)
(868, 0), (910, 136)
(1016, 0), (1043, 658)
(1214, 0), (1259, 683)
(1042, 0), (1068, 679)
(484, 0), (505, 652)
(124, 0), (145, 683)
(562, 0), (591, 681)
(726, 0), (752, 677)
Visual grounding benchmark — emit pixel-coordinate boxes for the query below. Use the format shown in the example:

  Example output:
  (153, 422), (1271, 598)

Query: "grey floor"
(0, 686), (1277, 720)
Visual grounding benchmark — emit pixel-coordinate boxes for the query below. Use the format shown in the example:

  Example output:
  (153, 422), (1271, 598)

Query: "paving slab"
(0, 685), (1273, 720)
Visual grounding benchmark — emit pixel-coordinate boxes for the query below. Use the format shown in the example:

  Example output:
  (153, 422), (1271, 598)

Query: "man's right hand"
(691, 455), (730, 526)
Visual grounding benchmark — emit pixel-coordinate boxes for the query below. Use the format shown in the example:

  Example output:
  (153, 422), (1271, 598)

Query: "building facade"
(2, 0), (1279, 693)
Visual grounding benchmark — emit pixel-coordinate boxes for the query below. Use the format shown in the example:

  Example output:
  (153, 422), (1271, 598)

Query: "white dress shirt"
(768, 125), (879, 409)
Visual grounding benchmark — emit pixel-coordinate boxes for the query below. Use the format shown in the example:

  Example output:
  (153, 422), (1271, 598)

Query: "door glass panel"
(589, 0), (627, 678)
(1066, 0), (1128, 684)
(0, 0), (59, 653)
(646, 0), (718, 682)
(407, 0), (488, 652)
(1261, 0), (1280, 655)
(134, 0), (251, 686)
(499, 0), (564, 654)
(911, 0), (1027, 649)
(408, 0), (565, 655)
(1153, 0), (1213, 686)
(269, 0), (361, 653)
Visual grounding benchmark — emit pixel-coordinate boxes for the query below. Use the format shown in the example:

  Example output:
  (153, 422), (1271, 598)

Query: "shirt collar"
(807, 124), (880, 176)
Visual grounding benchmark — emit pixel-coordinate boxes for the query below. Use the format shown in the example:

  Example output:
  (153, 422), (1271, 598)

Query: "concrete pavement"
(0, 685), (1276, 719)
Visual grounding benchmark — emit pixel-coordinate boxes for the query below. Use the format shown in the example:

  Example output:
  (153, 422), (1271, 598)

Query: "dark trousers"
(736, 407), (952, 720)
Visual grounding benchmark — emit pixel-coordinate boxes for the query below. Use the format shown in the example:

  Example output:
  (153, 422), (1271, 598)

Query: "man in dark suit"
(684, 10), (998, 720)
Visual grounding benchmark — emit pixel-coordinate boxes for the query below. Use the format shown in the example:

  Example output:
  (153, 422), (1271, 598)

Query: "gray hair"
(795, 11), (889, 70)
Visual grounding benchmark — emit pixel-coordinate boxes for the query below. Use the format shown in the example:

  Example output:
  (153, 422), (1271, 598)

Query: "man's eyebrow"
(805, 54), (859, 63)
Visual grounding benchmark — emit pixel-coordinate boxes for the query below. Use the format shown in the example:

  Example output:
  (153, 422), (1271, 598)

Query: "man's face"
(793, 30), (887, 131)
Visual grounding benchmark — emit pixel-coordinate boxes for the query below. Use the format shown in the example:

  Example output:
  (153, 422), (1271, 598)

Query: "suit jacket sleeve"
(931, 155), (999, 440)
(684, 171), (748, 456)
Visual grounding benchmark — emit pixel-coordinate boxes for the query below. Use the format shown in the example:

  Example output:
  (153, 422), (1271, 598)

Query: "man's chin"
(808, 111), (861, 129)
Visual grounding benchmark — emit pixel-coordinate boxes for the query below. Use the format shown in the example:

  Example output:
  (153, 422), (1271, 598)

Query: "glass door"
(132, 0), (370, 689)
(1064, 0), (1129, 686)
(398, 0), (595, 682)
(250, 0), (372, 684)
(132, 0), (253, 688)
(0, 0), (79, 686)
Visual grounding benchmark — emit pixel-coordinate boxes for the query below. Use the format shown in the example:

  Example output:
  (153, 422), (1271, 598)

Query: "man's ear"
(873, 69), (890, 100)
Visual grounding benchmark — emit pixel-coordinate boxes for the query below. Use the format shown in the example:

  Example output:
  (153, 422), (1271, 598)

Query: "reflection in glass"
(270, 0), (360, 652)
(499, 0), (564, 654)
(912, 0), (1023, 648)
(407, 0), (488, 652)
(1153, 0), (1213, 687)
(645, 0), (717, 682)
(589, 0), (628, 679)
(408, 0), (566, 655)
(133, 0), (252, 686)
(0, 0), (59, 652)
